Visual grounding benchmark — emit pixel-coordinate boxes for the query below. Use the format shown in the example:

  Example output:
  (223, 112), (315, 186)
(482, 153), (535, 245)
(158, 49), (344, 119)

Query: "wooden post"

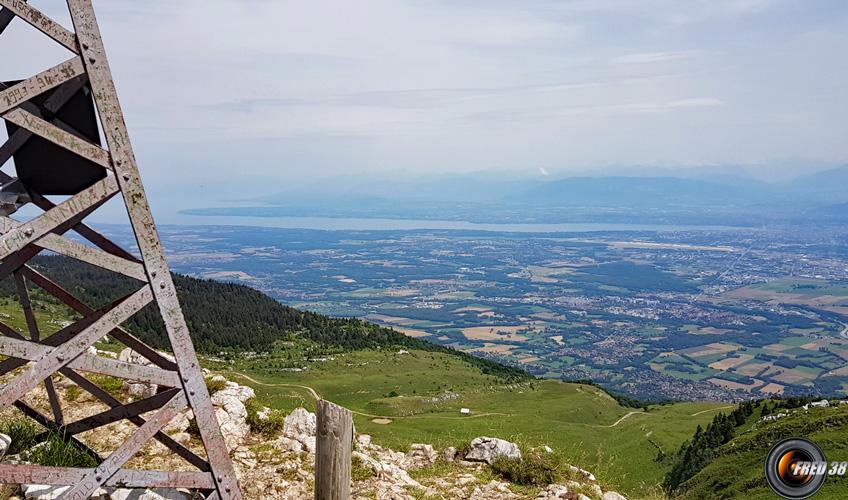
(315, 399), (354, 500)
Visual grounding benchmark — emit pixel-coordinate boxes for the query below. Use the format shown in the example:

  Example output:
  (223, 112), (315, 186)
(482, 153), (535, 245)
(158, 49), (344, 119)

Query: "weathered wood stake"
(315, 399), (354, 500)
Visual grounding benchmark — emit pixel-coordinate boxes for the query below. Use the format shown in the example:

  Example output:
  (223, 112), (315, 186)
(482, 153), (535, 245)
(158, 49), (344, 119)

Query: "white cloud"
(1, 0), (845, 190)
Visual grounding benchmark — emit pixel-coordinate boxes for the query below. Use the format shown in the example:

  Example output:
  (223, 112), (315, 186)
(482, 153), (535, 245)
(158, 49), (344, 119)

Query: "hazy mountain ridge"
(182, 166), (848, 225)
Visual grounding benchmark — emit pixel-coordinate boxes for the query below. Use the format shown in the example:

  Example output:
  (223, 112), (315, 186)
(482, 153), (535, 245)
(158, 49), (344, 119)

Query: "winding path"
(226, 371), (510, 421)
(690, 405), (735, 417)
(230, 371), (321, 400)
(602, 411), (648, 428)
(228, 371), (736, 426)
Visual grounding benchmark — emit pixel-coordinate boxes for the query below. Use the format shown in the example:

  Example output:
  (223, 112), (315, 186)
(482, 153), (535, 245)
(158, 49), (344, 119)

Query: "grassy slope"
(212, 348), (728, 497)
(679, 405), (848, 499)
(0, 259), (730, 497)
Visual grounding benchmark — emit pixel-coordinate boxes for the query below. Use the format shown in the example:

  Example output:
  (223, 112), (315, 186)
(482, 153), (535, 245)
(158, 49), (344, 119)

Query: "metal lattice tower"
(0, 1), (242, 498)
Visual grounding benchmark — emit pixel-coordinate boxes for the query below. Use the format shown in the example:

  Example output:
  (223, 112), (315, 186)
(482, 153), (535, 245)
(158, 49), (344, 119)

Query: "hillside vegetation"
(211, 346), (730, 497)
(1, 256), (527, 381)
(676, 403), (848, 499)
(0, 256), (734, 497)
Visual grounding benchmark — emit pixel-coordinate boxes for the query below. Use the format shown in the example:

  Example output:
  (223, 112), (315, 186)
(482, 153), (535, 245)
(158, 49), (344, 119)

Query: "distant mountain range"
(182, 165), (848, 226)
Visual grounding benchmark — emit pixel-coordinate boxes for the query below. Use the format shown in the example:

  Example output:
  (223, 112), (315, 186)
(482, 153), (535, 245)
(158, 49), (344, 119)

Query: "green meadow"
(210, 348), (730, 497)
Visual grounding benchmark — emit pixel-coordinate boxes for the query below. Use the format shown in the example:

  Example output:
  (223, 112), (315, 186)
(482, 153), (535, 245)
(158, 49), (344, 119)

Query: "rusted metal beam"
(0, 175), (119, 260)
(2, 108), (112, 169)
(0, 74), (89, 170)
(0, 218), (146, 281)
(0, 297), (108, 376)
(0, 7), (14, 35)
(0, 1), (242, 496)
(0, 80), (90, 144)
(0, 76), (131, 268)
(68, 1), (242, 497)
(30, 232), (146, 281)
(0, 190), (115, 280)
(13, 400), (103, 464)
(0, 57), (84, 114)
(0, 465), (214, 489)
(14, 271), (64, 425)
(0, 0), (78, 52)
(62, 391), (188, 498)
(61, 369), (211, 472)
(0, 285), (153, 407)
(0, 336), (179, 387)
(59, 388), (180, 435)
(20, 266), (178, 371)
(0, 127), (30, 168)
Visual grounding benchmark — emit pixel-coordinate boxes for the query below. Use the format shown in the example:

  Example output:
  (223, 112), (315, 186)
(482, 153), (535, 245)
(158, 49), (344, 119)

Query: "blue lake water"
(162, 213), (743, 233)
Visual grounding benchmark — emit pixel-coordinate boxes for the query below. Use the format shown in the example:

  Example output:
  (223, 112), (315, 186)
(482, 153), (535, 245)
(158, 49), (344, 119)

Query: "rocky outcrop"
(210, 380), (254, 450)
(404, 443), (438, 468)
(1, 371), (627, 500)
(279, 407), (317, 453)
(117, 349), (165, 400)
(0, 433), (10, 460)
(464, 436), (522, 464)
(537, 484), (570, 499)
(283, 407), (316, 436)
(109, 489), (190, 500)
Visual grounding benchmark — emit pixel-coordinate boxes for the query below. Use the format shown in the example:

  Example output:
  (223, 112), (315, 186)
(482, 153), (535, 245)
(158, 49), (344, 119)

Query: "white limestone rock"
(568, 465), (597, 482)
(353, 451), (423, 489)
(356, 434), (372, 449)
(536, 484), (570, 499)
(23, 485), (109, 500)
(211, 381), (255, 404)
(463, 436), (521, 464)
(118, 348), (158, 400)
(109, 488), (190, 500)
(171, 432), (191, 445)
(283, 407), (316, 438)
(214, 403), (250, 451)
(0, 433), (10, 460)
(24, 485), (70, 500)
(125, 382), (157, 400)
(603, 491), (627, 500)
(273, 436), (304, 453)
(404, 443), (438, 468)
(164, 409), (193, 434)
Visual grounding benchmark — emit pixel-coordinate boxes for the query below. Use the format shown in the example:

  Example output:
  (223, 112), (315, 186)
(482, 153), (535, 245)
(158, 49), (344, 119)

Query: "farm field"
(106, 224), (848, 402)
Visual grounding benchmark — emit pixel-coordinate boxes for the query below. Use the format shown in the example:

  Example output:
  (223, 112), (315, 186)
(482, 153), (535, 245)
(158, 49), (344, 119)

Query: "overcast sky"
(3, 0), (848, 196)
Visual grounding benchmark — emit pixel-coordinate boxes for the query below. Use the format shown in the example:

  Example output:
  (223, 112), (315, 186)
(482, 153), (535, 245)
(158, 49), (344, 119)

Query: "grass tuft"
(0, 416), (42, 455)
(65, 385), (82, 402)
(205, 376), (227, 394)
(28, 432), (98, 468)
(245, 398), (286, 437)
(90, 374), (124, 398)
(490, 451), (559, 486)
(352, 455), (376, 482)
